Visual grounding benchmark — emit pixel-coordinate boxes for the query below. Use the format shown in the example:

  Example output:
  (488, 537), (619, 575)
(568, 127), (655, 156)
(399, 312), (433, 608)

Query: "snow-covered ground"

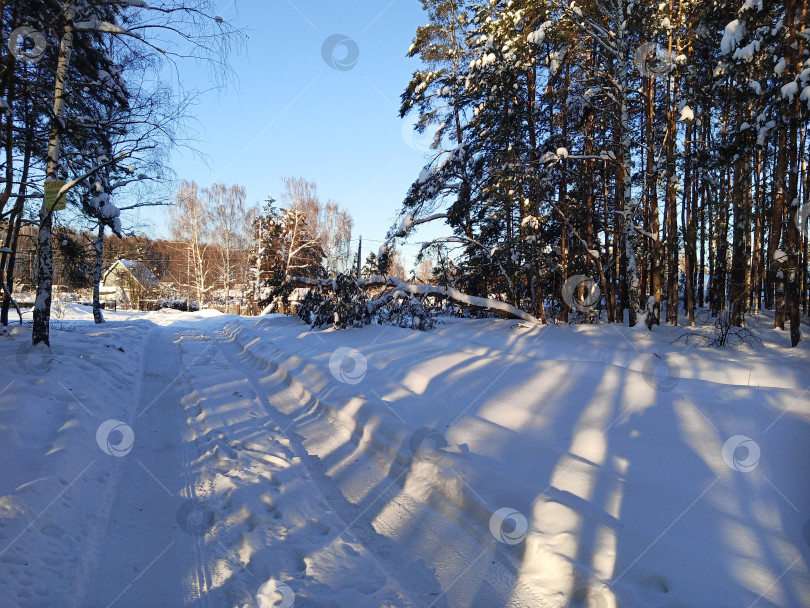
(0, 304), (808, 607)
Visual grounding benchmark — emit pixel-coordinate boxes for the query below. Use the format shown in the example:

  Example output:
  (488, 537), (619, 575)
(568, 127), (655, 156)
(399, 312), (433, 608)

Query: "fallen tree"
(259, 273), (540, 330)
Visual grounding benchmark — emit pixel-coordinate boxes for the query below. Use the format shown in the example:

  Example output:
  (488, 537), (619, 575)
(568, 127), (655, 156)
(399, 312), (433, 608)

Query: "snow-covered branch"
(283, 275), (540, 324)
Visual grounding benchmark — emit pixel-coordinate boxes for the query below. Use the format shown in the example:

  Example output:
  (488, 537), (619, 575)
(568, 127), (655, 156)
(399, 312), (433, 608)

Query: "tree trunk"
(682, 105), (697, 325)
(645, 63), (663, 329)
(1, 130), (31, 325)
(665, 67), (679, 325)
(33, 5), (75, 346)
(785, 0), (805, 346)
(729, 108), (751, 327)
(769, 113), (789, 327)
(93, 223), (105, 324)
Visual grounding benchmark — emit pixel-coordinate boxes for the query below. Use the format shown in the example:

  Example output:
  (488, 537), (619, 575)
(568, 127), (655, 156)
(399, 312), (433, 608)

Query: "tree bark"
(33, 4), (75, 346)
(93, 223), (105, 324)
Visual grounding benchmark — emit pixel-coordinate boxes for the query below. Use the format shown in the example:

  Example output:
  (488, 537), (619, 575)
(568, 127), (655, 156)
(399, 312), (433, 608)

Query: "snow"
(527, 21), (551, 45)
(781, 81), (799, 102)
(749, 80), (762, 95)
(721, 19), (745, 55)
(0, 306), (808, 607)
(74, 19), (140, 38)
(540, 150), (558, 164)
(396, 213), (414, 237)
(775, 57), (787, 76)
(555, 147), (569, 159)
(733, 39), (760, 62)
(679, 104), (694, 122)
(521, 215), (541, 231)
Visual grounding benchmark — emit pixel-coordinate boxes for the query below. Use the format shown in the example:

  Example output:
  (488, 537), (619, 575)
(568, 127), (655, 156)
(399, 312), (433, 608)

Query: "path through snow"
(76, 325), (421, 607)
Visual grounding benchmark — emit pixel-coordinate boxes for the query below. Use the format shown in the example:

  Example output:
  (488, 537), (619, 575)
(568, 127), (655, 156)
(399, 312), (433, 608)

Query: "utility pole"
(356, 235), (362, 277)
(186, 246), (191, 309)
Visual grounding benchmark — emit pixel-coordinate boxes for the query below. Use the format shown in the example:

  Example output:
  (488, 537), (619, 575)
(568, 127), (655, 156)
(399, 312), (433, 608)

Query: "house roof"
(102, 259), (160, 287)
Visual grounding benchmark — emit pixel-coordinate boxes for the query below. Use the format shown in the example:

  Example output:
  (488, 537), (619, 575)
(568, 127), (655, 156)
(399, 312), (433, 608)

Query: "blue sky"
(137, 0), (442, 268)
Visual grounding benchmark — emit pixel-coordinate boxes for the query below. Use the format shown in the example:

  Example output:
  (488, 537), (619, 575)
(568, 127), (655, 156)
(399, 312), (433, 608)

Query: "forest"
(392, 0), (810, 346)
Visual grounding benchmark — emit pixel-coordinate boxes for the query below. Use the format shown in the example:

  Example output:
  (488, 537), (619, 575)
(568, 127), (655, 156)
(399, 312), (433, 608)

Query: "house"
(288, 287), (310, 314)
(101, 259), (160, 310)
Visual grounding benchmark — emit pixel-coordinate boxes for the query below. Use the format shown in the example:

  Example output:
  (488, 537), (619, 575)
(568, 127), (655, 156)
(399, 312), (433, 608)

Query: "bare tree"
(314, 201), (353, 275)
(169, 180), (212, 306)
(206, 183), (247, 313)
(389, 250), (406, 280)
(279, 177), (324, 277)
(415, 258), (434, 284)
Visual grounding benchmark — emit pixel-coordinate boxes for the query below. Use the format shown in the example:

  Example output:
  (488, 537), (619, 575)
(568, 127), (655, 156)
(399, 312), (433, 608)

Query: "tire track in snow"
(175, 329), (413, 606)
(75, 327), (209, 607)
(214, 322), (544, 608)
(176, 330), (215, 608)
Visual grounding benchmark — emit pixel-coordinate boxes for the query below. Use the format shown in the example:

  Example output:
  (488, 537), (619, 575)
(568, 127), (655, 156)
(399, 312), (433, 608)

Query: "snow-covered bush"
(297, 274), (370, 329)
(370, 294), (437, 330)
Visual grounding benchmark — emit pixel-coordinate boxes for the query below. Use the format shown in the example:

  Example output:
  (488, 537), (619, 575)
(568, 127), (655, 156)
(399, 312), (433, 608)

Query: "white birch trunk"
(33, 4), (75, 346)
(617, 3), (640, 327)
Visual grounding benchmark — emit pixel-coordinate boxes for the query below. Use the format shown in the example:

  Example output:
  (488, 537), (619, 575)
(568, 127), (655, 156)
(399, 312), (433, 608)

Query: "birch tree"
(170, 180), (212, 306)
(25, 0), (240, 345)
(207, 183), (247, 313)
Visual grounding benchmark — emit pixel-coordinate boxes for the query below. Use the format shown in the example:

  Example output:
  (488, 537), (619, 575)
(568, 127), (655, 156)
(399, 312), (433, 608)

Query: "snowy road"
(76, 327), (194, 607)
(75, 325), (427, 607)
(1, 307), (809, 607)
